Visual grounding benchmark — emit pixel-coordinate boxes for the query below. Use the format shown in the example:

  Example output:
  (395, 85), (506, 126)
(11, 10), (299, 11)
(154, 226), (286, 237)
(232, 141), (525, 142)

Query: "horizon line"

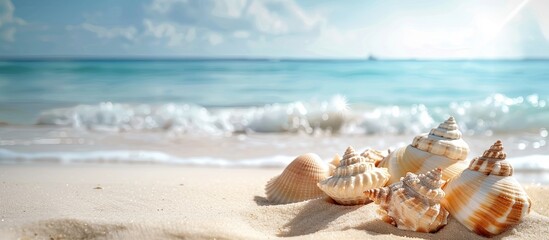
(1, 55), (549, 62)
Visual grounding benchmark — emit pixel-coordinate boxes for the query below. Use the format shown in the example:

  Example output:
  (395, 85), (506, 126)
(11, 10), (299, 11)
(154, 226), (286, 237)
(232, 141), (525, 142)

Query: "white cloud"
(0, 0), (25, 42)
(67, 23), (137, 41)
(208, 32), (223, 45)
(145, 0), (322, 36)
(138, 0), (324, 51)
(211, 0), (247, 18)
(246, 1), (288, 34)
(149, 0), (189, 14)
(232, 30), (249, 38)
(244, 0), (322, 35)
(143, 19), (195, 46)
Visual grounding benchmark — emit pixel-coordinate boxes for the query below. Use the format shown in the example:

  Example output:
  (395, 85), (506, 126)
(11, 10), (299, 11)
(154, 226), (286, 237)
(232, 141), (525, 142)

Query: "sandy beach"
(3, 0), (549, 239)
(0, 164), (547, 239)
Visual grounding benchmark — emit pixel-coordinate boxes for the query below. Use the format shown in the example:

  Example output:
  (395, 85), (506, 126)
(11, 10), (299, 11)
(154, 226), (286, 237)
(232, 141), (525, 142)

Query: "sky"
(1, 0), (549, 59)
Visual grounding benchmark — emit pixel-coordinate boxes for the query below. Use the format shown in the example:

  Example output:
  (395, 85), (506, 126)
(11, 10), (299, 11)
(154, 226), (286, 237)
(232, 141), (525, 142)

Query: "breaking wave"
(35, 94), (548, 136)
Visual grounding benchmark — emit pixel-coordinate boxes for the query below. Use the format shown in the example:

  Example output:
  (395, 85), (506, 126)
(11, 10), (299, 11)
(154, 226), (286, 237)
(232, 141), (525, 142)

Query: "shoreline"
(1, 164), (548, 239)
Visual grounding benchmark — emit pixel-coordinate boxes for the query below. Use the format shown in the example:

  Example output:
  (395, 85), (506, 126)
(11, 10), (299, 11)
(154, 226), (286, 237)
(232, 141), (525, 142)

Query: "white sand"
(0, 165), (548, 239)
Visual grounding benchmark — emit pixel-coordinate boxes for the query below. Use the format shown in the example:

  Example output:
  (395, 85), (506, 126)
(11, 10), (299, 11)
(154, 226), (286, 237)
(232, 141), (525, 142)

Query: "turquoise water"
(1, 59), (548, 106)
(0, 59), (548, 135)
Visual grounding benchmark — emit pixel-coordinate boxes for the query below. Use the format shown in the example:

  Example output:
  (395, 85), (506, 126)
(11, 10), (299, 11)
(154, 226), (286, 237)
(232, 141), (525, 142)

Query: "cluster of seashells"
(264, 116), (531, 237)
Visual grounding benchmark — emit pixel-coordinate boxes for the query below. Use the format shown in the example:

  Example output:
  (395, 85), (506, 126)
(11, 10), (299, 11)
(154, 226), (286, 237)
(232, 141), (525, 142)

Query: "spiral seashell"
(361, 148), (388, 166)
(441, 140), (531, 237)
(317, 146), (390, 205)
(328, 154), (341, 176)
(265, 153), (329, 204)
(377, 116), (470, 184)
(365, 168), (449, 233)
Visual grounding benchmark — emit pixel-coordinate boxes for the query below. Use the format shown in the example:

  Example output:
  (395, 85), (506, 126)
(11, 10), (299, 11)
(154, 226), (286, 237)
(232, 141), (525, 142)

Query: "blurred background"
(0, 0), (548, 181)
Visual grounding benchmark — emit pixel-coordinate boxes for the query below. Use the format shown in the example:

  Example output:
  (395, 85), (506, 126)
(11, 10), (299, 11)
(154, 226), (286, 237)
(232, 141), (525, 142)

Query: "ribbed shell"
(377, 116), (470, 184)
(365, 168), (449, 233)
(265, 153), (329, 204)
(318, 146), (390, 205)
(441, 140), (531, 237)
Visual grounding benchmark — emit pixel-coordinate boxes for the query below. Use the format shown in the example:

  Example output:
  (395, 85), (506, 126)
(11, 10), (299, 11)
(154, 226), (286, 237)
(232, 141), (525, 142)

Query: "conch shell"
(365, 168), (449, 233)
(317, 146), (390, 205)
(377, 116), (469, 184)
(441, 140), (531, 237)
(265, 153), (329, 204)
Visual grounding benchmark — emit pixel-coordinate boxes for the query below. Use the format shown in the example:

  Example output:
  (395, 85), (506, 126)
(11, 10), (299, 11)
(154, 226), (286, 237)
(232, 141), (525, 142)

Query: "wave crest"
(35, 94), (548, 135)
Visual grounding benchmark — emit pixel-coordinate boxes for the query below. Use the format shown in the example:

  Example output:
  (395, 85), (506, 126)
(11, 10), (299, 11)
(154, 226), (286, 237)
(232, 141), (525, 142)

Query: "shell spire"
(412, 116), (468, 160)
(442, 141), (531, 237)
(339, 146), (366, 166)
(467, 140), (512, 176)
(377, 116), (470, 184)
(429, 116), (461, 140)
(265, 153), (328, 204)
(365, 168), (449, 233)
(318, 146), (390, 205)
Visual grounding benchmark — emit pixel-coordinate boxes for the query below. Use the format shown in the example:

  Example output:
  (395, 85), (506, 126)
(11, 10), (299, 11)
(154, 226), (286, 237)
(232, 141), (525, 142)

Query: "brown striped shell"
(317, 146), (390, 205)
(441, 140), (531, 237)
(265, 153), (329, 204)
(365, 168), (449, 233)
(377, 116), (470, 184)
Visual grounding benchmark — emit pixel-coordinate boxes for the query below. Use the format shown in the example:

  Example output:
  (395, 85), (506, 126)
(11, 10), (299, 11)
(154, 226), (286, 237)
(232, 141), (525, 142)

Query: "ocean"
(0, 59), (548, 182)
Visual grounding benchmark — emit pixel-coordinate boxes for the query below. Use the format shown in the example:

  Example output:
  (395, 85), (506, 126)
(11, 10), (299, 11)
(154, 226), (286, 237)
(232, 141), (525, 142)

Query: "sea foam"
(34, 94), (548, 136)
(0, 148), (547, 172)
(0, 149), (294, 167)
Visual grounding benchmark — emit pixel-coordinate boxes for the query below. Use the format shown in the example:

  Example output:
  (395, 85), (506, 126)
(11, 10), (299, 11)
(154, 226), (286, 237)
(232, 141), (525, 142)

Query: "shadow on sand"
(253, 195), (271, 206)
(276, 197), (363, 237)
(351, 215), (516, 240)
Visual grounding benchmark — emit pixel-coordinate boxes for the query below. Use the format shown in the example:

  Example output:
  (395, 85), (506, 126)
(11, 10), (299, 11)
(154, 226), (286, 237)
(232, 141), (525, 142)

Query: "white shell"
(328, 154), (341, 176)
(265, 153), (329, 204)
(377, 116), (469, 184)
(318, 146), (390, 205)
(441, 140), (531, 237)
(365, 168), (449, 233)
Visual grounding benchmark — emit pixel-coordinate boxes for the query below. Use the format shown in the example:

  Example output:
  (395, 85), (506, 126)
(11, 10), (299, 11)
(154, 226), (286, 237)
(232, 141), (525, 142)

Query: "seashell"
(365, 168), (449, 233)
(441, 140), (531, 237)
(318, 146), (390, 205)
(361, 148), (388, 166)
(328, 154), (341, 176)
(265, 153), (329, 204)
(377, 116), (469, 184)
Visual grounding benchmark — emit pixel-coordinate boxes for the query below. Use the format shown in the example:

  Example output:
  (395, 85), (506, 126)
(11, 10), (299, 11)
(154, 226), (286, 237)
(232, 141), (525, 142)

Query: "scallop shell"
(317, 146), (390, 205)
(265, 153), (329, 204)
(377, 116), (469, 184)
(365, 168), (449, 233)
(441, 140), (531, 237)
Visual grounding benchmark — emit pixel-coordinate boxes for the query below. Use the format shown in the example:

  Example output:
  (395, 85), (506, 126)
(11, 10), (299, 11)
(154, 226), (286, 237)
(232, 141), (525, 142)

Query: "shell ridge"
(265, 153), (328, 204)
(319, 146), (390, 205)
(384, 117), (469, 185)
(442, 141), (531, 236)
(369, 168), (448, 232)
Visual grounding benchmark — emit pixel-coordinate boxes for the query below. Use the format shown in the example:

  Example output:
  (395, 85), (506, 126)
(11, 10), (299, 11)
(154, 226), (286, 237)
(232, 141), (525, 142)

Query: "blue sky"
(1, 0), (549, 59)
